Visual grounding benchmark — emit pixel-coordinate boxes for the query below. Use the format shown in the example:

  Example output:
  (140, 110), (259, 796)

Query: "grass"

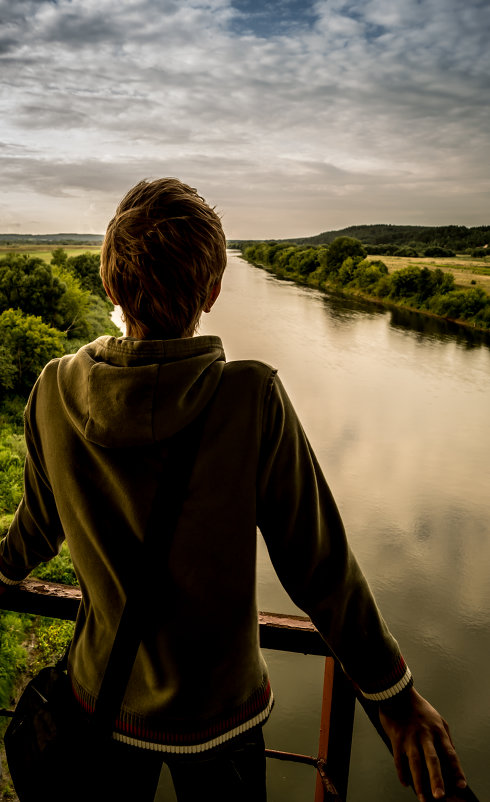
(367, 254), (490, 295)
(0, 245), (101, 262)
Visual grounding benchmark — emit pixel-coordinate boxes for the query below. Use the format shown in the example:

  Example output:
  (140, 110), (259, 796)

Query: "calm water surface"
(120, 251), (490, 800)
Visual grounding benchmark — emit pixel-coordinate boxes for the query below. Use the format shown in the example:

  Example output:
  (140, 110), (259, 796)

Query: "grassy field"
(0, 244), (101, 262)
(367, 253), (490, 295)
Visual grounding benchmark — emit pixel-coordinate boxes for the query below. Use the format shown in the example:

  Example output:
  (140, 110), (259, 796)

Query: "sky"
(1, 0), (489, 239)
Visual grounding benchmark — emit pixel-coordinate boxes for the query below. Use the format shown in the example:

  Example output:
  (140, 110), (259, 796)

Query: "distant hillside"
(0, 233), (103, 245)
(229, 224), (490, 252)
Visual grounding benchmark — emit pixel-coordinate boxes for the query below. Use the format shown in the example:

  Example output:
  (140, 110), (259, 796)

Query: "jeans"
(94, 726), (267, 802)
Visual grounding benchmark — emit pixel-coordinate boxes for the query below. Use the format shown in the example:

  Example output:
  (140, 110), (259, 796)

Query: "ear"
(204, 281), (221, 313)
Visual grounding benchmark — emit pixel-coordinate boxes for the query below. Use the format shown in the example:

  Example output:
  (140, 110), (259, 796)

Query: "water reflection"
(264, 266), (490, 349)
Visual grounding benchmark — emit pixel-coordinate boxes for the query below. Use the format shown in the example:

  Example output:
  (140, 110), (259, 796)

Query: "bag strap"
(89, 407), (212, 741)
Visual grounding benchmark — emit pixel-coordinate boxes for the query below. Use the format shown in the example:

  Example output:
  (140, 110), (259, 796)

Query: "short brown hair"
(100, 178), (227, 338)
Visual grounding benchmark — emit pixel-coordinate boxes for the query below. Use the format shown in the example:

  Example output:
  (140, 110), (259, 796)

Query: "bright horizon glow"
(1, 0), (489, 239)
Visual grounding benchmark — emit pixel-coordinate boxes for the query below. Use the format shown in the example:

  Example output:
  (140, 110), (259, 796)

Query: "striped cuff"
(360, 664), (413, 702)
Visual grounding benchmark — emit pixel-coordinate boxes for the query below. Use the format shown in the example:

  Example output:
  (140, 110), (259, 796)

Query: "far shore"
(245, 256), (490, 336)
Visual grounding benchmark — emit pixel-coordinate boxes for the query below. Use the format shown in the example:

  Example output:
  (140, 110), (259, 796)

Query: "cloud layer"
(1, 0), (489, 236)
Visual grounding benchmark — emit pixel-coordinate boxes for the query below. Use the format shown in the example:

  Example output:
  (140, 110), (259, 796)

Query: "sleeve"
(256, 371), (412, 702)
(0, 398), (65, 587)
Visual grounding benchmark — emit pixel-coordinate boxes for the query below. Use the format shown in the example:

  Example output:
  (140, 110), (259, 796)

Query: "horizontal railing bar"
(0, 579), (333, 656)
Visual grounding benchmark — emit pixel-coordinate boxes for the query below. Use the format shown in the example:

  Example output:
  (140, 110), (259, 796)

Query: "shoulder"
(222, 359), (278, 402)
(223, 358), (277, 382)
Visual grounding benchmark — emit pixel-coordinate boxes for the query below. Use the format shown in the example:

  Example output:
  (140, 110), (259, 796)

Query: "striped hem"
(112, 693), (274, 754)
(0, 569), (23, 586)
(71, 675), (273, 754)
(360, 665), (413, 701)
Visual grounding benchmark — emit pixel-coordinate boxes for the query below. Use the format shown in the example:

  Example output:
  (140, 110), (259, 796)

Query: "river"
(115, 251), (490, 801)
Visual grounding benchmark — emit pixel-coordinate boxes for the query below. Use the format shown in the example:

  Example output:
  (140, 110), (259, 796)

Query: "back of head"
(101, 178), (227, 338)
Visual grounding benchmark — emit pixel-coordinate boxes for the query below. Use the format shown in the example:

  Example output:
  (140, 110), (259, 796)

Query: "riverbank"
(239, 246), (490, 335)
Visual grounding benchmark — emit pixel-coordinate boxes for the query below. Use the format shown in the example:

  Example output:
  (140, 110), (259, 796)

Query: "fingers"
(417, 737), (444, 800)
(438, 728), (468, 795)
(403, 730), (467, 801)
(392, 743), (410, 787)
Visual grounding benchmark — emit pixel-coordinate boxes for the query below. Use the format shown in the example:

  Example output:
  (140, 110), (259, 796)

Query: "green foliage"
(51, 264), (92, 339)
(350, 259), (388, 291)
(81, 294), (122, 340)
(394, 246), (419, 257)
(29, 618), (75, 675)
(0, 395), (27, 429)
(0, 309), (65, 396)
(32, 542), (78, 586)
(64, 252), (106, 300)
(0, 427), (26, 518)
(50, 247), (68, 267)
(0, 255), (65, 327)
(0, 346), (17, 392)
(324, 237), (367, 274)
(424, 245), (455, 258)
(0, 612), (31, 708)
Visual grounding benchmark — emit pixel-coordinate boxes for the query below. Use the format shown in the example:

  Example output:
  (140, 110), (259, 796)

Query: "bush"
(0, 425), (27, 517)
(423, 246), (455, 258)
(0, 255), (65, 327)
(0, 612), (31, 708)
(32, 543), (78, 586)
(325, 237), (367, 274)
(29, 618), (75, 675)
(0, 309), (65, 396)
(471, 247), (489, 258)
(389, 266), (422, 299)
(351, 259), (388, 290)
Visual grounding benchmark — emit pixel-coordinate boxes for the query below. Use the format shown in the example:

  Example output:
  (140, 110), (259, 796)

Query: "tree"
(0, 346), (17, 392)
(50, 248), (68, 267)
(0, 309), (65, 396)
(389, 266), (422, 299)
(394, 246), (419, 257)
(325, 237), (367, 274)
(296, 248), (320, 276)
(423, 246), (455, 258)
(65, 252), (106, 300)
(0, 255), (65, 326)
(51, 265), (92, 339)
(351, 259), (388, 291)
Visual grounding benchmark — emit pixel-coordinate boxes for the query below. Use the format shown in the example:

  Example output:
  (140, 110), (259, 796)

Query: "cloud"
(0, 0), (488, 235)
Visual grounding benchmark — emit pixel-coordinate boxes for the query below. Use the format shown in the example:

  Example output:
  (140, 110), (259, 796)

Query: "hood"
(57, 335), (226, 448)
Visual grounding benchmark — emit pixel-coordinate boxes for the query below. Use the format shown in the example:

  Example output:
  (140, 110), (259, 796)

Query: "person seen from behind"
(0, 178), (468, 802)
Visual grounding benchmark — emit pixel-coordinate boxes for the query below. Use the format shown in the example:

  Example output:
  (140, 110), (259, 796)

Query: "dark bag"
(4, 409), (212, 801)
(3, 659), (96, 802)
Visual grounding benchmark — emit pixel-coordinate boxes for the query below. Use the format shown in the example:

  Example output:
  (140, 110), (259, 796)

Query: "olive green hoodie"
(0, 335), (411, 752)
